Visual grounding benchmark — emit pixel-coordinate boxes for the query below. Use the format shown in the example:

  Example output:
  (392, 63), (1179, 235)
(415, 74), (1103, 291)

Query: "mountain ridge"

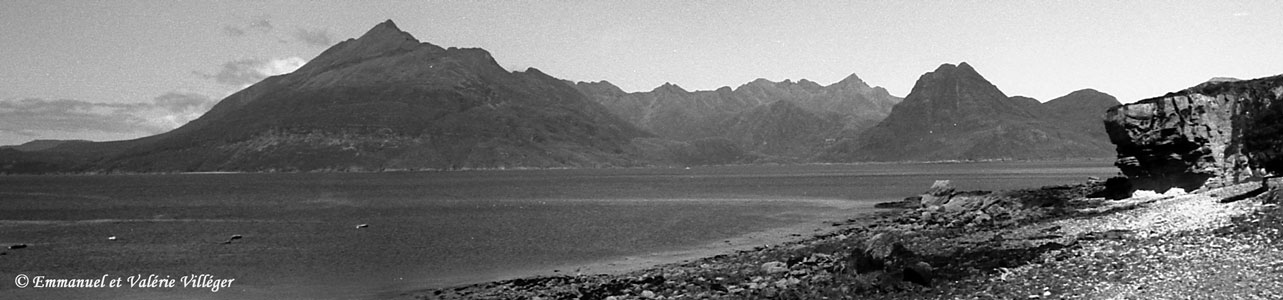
(573, 74), (901, 160)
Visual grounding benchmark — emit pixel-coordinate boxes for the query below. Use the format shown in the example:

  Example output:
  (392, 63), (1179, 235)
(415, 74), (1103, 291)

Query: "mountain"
(573, 75), (900, 159)
(1043, 88), (1121, 144)
(37, 20), (652, 172)
(718, 100), (843, 158)
(822, 63), (1117, 162)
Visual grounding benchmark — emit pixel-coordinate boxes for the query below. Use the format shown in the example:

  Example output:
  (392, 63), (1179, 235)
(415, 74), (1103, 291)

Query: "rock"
(1104, 75), (1283, 191)
(920, 180), (956, 207)
(8, 244), (26, 249)
(848, 247), (883, 273)
(863, 233), (903, 261)
(1261, 182), (1283, 204)
(761, 261), (788, 274)
(903, 261), (934, 286)
(356, 224), (369, 228)
(971, 212), (992, 225)
(941, 195), (981, 212)
(1163, 188), (1187, 196)
(1131, 190), (1161, 199)
(876, 196), (922, 208)
(640, 290), (655, 299)
(107, 236), (117, 241)
(902, 195), (922, 207)
(1090, 176), (1134, 199)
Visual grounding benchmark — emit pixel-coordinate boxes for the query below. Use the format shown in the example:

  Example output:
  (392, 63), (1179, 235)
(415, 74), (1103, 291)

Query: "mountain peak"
(930, 62), (982, 78)
(1046, 88), (1120, 110)
(359, 19), (418, 43)
(653, 82), (687, 93)
(1064, 88), (1106, 97)
(838, 73), (865, 83)
(294, 20), (437, 75)
(833, 73), (871, 89)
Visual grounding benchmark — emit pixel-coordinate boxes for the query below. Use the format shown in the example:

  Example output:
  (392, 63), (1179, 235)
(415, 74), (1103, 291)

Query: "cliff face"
(1104, 75), (1283, 190)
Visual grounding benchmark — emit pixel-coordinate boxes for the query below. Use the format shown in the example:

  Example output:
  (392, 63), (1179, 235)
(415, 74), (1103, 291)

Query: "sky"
(2, 1), (1281, 146)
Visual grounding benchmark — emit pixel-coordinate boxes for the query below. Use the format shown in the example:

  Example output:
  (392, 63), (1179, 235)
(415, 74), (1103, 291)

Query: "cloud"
(222, 15), (274, 37)
(0, 93), (219, 137)
(293, 28), (333, 47)
(148, 92), (218, 128)
(195, 57), (307, 87)
(248, 16), (273, 31)
(0, 98), (163, 136)
(154, 92), (215, 112)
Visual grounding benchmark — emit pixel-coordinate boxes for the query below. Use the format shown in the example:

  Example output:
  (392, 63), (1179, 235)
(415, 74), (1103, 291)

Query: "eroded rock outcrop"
(1105, 75), (1283, 190)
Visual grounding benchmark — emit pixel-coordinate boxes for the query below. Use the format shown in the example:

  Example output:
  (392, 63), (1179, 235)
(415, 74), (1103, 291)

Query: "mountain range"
(821, 63), (1119, 161)
(573, 74), (901, 160)
(2, 21), (1120, 173)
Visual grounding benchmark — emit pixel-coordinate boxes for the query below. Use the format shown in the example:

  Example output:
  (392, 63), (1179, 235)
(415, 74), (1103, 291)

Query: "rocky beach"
(404, 177), (1283, 299)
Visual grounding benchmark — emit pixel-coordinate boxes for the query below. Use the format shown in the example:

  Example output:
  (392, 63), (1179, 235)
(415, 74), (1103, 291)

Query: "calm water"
(0, 161), (1115, 299)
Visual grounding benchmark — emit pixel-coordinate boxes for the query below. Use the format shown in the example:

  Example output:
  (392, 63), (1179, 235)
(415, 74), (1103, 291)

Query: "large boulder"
(1104, 75), (1283, 191)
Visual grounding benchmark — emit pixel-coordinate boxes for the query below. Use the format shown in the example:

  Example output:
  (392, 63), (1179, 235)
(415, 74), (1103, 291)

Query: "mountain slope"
(1043, 88), (1122, 148)
(718, 100), (843, 158)
(81, 20), (651, 172)
(822, 63), (1116, 162)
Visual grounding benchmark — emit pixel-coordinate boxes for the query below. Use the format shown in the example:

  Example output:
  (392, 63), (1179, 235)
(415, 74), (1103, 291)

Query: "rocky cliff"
(1104, 75), (1283, 190)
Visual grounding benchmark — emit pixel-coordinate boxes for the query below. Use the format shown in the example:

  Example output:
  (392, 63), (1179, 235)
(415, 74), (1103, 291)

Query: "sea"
(0, 160), (1116, 299)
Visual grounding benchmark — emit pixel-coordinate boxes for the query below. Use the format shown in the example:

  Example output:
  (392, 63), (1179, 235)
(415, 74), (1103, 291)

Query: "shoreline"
(383, 200), (885, 297)
(403, 179), (1283, 299)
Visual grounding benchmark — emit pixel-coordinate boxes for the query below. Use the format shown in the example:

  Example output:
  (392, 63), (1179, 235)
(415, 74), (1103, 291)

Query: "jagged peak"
(652, 82), (687, 93)
(832, 73), (872, 90)
(836, 73), (867, 85)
